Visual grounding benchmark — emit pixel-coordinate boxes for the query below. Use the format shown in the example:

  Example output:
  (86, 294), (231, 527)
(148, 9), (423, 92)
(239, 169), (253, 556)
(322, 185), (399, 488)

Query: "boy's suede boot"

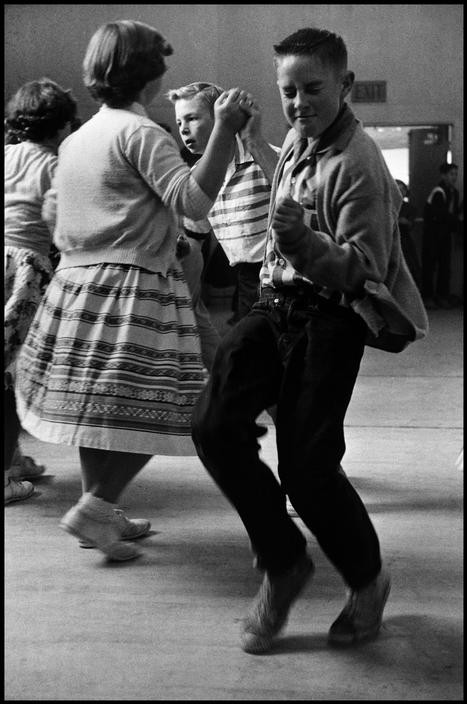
(241, 553), (314, 654)
(328, 568), (391, 645)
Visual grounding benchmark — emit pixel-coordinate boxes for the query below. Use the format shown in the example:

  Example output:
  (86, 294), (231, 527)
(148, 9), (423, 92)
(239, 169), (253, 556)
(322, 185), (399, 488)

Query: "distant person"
(395, 179), (422, 290)
(179, 222), (221, 371)
(191, 26), (428, 654)
(157, 131), (221, 372)
(422, 162), (460, 309)
(167, 81), (280, 325)
(15, 19), (249, 561)
(4, 77), (78, 504)
(176, 143), (221, 371)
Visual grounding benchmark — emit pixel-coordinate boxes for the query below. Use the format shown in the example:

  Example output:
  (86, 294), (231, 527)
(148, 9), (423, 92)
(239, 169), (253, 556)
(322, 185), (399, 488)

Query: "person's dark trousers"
(230, 261), (262, 323)
(5, 386), (22, 470)
(435, 230), (452, 298)
(192, 292), (382, 589)
(421, 226), (437, 298)
(422, 225), (452, 299)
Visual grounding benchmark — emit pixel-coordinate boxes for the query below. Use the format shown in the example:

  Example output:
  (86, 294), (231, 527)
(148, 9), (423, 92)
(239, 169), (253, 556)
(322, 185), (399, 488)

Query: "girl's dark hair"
(273, 27), (348, 74)
(83, 20), (174, 108)
(4, 78), (78, 144)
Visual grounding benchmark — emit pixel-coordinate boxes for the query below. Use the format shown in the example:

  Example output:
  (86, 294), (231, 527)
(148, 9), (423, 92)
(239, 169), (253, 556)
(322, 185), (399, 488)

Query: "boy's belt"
(259, 286), (351, 317)
(183, 227), (210, 241)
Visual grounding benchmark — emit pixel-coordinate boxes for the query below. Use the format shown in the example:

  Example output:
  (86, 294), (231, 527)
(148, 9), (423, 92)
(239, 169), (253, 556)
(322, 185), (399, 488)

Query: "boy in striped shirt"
(167, 82), (280, 322)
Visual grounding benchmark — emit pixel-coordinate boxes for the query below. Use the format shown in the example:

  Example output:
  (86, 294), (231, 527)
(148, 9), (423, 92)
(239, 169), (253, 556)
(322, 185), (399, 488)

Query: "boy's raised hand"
(214, 88), (250, 134)
(239, 93), (262, 142)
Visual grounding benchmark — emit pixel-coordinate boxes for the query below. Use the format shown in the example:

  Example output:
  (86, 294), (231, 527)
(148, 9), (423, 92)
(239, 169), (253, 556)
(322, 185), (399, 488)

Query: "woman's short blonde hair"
(83, 20), (173, 107)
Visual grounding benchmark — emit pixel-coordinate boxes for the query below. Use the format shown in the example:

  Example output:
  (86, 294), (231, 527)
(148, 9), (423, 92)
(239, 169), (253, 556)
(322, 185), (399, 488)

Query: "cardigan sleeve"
(124, 124), (214, 221)
(277, 193), (397, 294)
(276, 144), (402, 295)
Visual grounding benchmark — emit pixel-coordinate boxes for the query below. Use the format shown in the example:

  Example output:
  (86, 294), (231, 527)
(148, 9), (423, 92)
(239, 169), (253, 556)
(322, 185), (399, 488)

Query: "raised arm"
(239, 96), (280, 184)
(190, 88), (249, 199)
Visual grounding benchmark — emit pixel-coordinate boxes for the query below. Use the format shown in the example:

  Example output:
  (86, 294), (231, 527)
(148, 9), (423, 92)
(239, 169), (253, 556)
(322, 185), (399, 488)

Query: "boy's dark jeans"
(192, 290), (382, 589)
(233, 261), (262, 321)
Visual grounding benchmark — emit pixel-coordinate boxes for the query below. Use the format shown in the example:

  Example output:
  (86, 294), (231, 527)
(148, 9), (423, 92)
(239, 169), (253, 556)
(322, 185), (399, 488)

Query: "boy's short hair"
(83, 20), (173, 108)
(166, 82), (224, 114)
(439, 162), (458, 174)
(4, 78), (77, 144)
(273, 27), (348, 74)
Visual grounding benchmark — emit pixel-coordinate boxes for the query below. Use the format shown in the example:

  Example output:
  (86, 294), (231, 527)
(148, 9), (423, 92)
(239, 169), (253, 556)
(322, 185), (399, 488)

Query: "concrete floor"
(5, 300), (463, 701)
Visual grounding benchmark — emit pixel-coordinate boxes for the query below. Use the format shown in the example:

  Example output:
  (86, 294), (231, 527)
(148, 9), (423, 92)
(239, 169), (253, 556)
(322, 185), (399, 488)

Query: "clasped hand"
(214, 87), (256, 134)
(272, 196), (306, 241)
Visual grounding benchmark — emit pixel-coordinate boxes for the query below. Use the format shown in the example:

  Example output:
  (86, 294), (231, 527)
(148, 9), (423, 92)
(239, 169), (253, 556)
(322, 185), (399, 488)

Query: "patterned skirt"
(4, 246), (53, 382)
(16, 263), (206, 456)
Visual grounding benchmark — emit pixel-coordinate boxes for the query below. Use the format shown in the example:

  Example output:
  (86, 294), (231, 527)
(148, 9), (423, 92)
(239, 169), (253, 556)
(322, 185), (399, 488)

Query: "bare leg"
(79, 447), (151, 504)
(4, 386), (34, 504)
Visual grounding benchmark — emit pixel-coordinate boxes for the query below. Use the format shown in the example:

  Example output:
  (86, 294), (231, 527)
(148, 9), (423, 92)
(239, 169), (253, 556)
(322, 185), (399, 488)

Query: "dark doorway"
(365, 123), (452, 219)
(408, 125), (451, 221)
(364, 124), (462, 298)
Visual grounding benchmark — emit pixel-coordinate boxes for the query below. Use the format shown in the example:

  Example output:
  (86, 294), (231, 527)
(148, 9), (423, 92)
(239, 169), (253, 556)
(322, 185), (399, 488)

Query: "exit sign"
(351, 81), (387, 103)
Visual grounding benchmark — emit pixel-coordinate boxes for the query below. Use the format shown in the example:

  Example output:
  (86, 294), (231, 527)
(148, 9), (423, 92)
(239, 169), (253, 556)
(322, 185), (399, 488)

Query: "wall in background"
(5, 3), (463, 190)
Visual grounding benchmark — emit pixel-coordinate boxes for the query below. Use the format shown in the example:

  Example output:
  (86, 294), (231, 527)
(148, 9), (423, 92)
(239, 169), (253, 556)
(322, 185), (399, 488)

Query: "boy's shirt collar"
(234, 134), (249, 164)
(222, 135), (251, 182)
(291, 102), (358, 159)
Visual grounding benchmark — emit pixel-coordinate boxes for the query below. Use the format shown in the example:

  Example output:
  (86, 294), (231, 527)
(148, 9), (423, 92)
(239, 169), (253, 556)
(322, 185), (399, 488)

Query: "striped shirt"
(184, 135), (280, 265)
(260, 137), (344, 305)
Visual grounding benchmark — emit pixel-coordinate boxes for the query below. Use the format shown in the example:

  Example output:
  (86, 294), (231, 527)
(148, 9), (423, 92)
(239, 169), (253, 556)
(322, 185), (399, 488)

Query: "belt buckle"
(273, 295), (282, 308)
